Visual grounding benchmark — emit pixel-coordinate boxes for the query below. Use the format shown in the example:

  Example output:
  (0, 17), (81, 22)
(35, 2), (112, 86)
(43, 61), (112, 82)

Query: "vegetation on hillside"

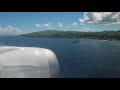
(21, 30), (120, 40)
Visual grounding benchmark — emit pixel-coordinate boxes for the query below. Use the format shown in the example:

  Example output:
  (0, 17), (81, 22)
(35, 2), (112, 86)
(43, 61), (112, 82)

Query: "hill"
(21, 30), (120, 40)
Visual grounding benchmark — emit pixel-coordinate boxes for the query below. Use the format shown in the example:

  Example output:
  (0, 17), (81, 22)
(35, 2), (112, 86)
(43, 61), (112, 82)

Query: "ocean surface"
(1, 36), (120, 78)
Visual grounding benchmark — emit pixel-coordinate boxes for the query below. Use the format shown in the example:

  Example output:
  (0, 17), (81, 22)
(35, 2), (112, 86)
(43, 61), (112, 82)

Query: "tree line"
(21, 30), (120, 40)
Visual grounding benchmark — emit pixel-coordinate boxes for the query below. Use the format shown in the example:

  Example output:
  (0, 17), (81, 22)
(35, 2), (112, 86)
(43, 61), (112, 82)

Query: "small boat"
(73, 41), (79, 43)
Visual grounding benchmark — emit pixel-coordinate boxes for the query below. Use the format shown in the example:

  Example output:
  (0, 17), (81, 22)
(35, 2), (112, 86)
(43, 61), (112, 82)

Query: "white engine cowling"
(0, 46), (59, 78)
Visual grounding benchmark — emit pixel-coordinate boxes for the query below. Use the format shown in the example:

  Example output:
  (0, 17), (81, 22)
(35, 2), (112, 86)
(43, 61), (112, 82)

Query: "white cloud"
(79, 12), (120, 25)
(43, 24), (50, 28)
(72, 23), (78, 26)
(80, 27), (98, 32)
(57, 23), (63, 27)
(35, 24), (41, 28)
(35, 22), (51, 29)
(14, 27), (22, 33)
(6, 25), (14, 31)
(43, 22), (51, 28)
(0, 25), (24, 35)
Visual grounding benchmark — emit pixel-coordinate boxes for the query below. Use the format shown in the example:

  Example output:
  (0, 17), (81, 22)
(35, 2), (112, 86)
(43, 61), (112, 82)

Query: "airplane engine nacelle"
(0, 46), (59, 78)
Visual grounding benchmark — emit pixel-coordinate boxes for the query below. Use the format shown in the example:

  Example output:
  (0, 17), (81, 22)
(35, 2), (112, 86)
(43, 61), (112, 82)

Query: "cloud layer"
(35, 24), (41, 28)
(79, 12), (120, 25)
(72, 23), (78, 26)
(80, 27), (98, 32)
(35, 22), (51, 29)
(57, 23), (63, 27)
(0, 25), (24, 35)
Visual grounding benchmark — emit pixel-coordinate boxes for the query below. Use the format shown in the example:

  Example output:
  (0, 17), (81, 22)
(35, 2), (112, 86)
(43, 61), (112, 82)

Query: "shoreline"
(20, 30), (120, 42)
(21, 36), (120, 42)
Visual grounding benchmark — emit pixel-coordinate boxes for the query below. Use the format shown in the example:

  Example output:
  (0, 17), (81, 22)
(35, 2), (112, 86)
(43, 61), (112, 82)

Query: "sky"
(0, 12), (120, 35)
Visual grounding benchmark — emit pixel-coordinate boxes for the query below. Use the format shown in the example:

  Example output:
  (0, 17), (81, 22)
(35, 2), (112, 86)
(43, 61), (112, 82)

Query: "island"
(21, 30), (120, 41)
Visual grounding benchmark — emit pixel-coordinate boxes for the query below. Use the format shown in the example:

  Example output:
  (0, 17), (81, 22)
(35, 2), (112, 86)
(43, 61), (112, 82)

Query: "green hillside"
(21, 30), (120, 40)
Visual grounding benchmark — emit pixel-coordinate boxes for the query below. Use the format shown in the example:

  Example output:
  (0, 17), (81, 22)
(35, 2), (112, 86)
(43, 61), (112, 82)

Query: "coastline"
(21, 30), (120, 42)
(21, 35), (120, 42)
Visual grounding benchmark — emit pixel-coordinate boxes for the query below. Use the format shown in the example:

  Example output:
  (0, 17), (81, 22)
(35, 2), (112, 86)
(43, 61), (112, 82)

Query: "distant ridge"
(21, 30), (120, 40)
